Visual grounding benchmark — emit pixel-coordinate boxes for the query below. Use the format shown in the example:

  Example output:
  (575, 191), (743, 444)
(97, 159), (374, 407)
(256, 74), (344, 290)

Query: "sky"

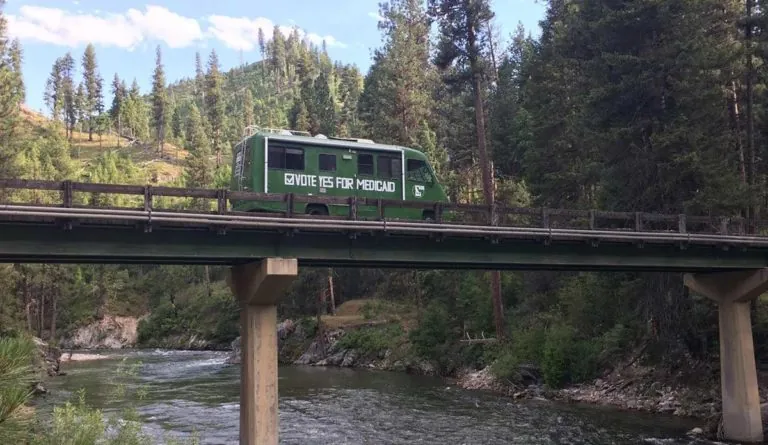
(3, 0), (547, 113)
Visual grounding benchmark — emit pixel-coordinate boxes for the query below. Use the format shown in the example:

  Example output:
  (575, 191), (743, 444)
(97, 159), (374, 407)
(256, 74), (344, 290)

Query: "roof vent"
(315, 134), (328, 139)
(327, 136), (375, 144)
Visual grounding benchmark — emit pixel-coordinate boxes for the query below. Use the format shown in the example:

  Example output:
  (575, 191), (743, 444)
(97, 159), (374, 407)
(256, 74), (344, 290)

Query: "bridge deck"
(0, 179), (765, 270)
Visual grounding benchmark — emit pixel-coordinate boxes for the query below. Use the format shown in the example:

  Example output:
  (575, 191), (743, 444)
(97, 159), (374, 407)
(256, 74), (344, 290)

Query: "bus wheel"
(422, 211), (435, 222)
(306, 205), (329, 216)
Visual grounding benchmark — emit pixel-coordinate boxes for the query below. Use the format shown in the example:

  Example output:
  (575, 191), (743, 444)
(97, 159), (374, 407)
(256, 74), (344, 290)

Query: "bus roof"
(254, 131), (427, 157)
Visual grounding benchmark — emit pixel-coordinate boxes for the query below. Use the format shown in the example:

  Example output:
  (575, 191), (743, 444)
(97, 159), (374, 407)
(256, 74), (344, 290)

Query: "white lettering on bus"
(356, 178), (396, 193)
(284, 173), (317, 187)
(284, 173), (396, 193)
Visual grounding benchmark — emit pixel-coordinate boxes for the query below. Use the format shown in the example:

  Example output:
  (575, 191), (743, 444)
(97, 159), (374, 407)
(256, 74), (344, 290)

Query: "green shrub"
(541, 324), (601, 388)
(137, 282), (239, 347)
(490, 348), (523, 382)
(0, 335), (36, 444)
(337, 323), (403, 355)
(408, 302), (454, 361)
(542, 323), (573, 387)
(490, 326), (547, 382)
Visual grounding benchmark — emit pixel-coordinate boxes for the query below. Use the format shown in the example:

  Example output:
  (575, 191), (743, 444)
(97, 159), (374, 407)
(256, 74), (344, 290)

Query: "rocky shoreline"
(224, 320), (760, 440)
(57, 314), (760, 440)
(30, 336), (62, 394)
(227, 319), (437, 375)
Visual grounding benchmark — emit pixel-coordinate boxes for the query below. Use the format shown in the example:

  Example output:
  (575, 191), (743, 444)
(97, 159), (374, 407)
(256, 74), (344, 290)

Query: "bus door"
(353, 150), (375, 217)
(375, 152), (402, 217)
(405, 157), (434, 201)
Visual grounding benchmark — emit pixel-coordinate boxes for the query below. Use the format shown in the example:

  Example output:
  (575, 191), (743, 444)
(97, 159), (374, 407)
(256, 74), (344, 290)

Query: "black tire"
(422, 211), (435, 222)
(306, 205), (329, 216)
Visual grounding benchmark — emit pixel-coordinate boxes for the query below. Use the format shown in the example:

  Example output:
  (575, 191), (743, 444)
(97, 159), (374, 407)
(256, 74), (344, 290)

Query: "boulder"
(60, 316), (139, 349)
(228, 319), (299, 365)
(32, 336), (61, 377)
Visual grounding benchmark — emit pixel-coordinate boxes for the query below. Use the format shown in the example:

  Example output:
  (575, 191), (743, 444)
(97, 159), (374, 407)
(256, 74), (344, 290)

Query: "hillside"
(19, 105), (188, 184)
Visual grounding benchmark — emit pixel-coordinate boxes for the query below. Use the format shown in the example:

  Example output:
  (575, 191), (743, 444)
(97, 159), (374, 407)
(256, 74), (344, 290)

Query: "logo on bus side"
(413, 185), (425, 198)
(284, 173), (396, 193)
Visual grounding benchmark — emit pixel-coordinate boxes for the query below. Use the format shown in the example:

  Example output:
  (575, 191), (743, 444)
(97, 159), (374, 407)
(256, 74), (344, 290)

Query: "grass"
(321, 299), (418, 330)
(20, 106), (190, 184)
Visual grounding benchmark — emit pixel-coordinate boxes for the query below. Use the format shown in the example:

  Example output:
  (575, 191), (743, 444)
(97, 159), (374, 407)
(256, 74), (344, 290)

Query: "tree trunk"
(327, 268), (336, 315)
(88, 118), (93, 141)
(205, 265), (212, 299)
(746, 0), (756, 229)
(467, 13), (505, 340)
(50, 291), (57, 343)
(729, 81), (747, 186)
(38, 292), (44, 339)
(23, 272), (32, 332)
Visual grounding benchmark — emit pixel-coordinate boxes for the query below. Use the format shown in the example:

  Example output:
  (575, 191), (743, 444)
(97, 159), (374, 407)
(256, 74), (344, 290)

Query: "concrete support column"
(229, 258), (298, 445)
(684, 269), (768, 443)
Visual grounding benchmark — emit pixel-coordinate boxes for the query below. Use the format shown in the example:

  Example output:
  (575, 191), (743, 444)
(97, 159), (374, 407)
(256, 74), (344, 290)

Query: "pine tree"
(110, 74), (126, 146)
(60, 53), (77, 140)
(313, 70), (336, 135)
(75, 83), (86, 133)
(44, 58), (65, 122)
(194, 51), (205, 107)
(151, 45), (168, 157)
(360, 0), (434, 145)
(490, 23), (535, 178)
(243, 88), (254, 129)
(81, 43), (101, 141)
(0, 1), (21, 178)
(8, 39), (23, 105)
(171, 105), (184, 143)
(270, 25), (286, 91)
(258, 28), (266, 60)
(184, 103), (213, 209)
(335, 65), (363, 137)
(205, 49), (225, 167)
(430, 0), (504, 339)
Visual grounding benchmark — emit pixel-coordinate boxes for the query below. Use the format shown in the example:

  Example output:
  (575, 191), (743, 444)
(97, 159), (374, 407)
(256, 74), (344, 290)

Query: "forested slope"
(2, 0), (768, 396)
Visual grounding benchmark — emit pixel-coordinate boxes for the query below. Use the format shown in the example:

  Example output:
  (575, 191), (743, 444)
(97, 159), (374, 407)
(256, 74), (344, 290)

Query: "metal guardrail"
(0, 179), (762, 246)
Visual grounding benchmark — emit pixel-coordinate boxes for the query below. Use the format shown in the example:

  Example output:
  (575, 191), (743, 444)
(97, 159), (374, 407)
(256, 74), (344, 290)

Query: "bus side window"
(406, 159), (430, 182)
(268, 146), (284, 169)
(319, 153), (336, 172)
(268, 145), (305, 171)
(285, 148), (304, 170)
(358, 153), (374, 176)
(378, 155), (402, 179)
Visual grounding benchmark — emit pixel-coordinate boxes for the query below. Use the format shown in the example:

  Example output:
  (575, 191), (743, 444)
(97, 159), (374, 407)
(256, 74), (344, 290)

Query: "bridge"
(0, 179), (766, 443)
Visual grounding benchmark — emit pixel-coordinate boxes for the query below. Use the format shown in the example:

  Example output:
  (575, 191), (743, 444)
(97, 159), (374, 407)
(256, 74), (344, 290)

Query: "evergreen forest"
(3, 0), (768, 405)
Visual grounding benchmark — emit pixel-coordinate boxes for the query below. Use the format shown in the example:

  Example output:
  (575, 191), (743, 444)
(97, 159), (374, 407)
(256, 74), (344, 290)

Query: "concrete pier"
(229, 258), (298, 445)
(685, 269), (768, 443)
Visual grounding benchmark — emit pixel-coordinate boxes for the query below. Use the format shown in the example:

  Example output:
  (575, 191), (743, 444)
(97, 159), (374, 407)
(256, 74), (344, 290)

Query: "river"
(41, 349), (719, 445)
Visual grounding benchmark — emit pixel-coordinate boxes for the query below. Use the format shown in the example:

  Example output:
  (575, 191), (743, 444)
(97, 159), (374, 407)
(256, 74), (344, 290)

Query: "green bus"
(229, 127), (449, 220)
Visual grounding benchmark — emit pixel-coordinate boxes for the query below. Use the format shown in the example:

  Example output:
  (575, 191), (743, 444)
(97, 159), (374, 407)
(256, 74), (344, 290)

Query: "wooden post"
(684, 269), (768, 443)
(229, 258), (298, 445)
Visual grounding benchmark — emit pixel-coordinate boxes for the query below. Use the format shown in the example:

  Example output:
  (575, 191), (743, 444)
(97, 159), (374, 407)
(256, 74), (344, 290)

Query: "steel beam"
(0, 223), (764, 271)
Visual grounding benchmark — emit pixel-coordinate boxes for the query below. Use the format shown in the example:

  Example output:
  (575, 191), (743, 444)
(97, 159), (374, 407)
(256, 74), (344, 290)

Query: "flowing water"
(41, 349), (721, 445)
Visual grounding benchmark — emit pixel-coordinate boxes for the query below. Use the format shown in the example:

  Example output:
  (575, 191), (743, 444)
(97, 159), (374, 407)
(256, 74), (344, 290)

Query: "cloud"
(6, 5), (204, 49)
(6, 5), (345, 52)
(206, 15), (346, 51)
(368, 12), (384, 21)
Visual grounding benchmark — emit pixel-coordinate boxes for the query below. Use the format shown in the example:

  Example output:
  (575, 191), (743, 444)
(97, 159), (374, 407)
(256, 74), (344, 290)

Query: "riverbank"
(223, 317), (758, 441)
(43, 348), (706, 444)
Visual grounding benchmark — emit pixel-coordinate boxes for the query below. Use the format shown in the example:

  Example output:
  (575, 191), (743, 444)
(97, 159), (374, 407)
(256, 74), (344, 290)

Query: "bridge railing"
(0, 178), (758, 237)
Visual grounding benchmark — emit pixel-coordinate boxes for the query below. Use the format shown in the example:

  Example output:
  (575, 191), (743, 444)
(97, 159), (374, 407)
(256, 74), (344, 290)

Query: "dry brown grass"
(321, 298), (419, 330)
(20, 105), (189, 184)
